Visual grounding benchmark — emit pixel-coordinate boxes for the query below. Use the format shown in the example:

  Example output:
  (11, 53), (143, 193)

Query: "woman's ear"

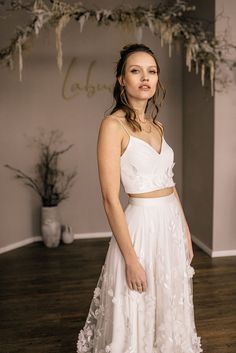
(118, 75), (124, 87)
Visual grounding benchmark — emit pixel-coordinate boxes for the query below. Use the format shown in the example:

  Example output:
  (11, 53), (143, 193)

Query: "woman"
(77, 43), (203, 353)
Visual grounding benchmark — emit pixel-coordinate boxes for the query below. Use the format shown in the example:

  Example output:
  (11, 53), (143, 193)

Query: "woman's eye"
(130, 69), (157, 74)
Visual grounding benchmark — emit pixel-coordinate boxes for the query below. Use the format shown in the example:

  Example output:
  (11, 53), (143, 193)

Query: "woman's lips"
(139, 84), (151, 90)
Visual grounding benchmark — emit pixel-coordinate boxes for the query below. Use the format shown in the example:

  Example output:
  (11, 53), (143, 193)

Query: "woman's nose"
(141, 73), (149, 81)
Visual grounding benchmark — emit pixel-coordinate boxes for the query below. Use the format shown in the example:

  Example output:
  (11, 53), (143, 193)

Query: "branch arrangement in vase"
(4, 128), (78, 207)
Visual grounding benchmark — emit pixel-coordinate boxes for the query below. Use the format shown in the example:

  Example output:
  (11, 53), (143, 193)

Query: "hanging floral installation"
(0, 0), (235, 95)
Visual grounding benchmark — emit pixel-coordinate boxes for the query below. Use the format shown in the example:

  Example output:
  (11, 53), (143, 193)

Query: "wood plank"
(0, 240), (235, 353)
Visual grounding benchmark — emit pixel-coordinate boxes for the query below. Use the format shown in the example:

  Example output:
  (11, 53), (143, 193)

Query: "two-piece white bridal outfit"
(77, 118), (203, 353)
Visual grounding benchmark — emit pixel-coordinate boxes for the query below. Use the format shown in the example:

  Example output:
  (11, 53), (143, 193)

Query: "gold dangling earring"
(120, 86), (129, 106)
(120, 86), (124, 101)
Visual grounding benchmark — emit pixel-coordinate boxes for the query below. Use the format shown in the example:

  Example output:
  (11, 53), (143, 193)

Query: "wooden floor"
(0, 239), (235, 353)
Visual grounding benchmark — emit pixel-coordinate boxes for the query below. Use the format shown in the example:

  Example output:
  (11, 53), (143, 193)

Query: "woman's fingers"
(127, 276), (145, 292)
(132, 280), (147, 293)
(127, 279), (133, 290)
(141, 281), (147, 292)
(125, 261), (148, 292)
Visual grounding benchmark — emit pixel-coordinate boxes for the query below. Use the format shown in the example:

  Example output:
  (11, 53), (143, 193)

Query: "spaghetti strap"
(110, 117), (130, 137)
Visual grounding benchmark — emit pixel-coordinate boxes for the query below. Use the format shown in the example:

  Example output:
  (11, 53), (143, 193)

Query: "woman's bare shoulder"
(147, 116), (164, 126)
(158, 120), (164, 131)
(98, 113), (125, 140)
(104, 110), (126, 121)
(100, 111), (126, 131)
(148, 117), (164, 135)
(157, 120), (164, 127)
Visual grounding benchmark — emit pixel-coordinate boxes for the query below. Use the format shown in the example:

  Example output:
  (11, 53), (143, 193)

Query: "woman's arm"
(97, 116), (147, 291)
(173, 186), (194, 263)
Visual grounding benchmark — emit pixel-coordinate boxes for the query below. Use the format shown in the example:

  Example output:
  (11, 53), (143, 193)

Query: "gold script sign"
(62, 57), (113, 100)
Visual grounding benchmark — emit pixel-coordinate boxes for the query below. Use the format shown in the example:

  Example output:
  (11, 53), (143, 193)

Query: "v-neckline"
(130, 135), (165, 156)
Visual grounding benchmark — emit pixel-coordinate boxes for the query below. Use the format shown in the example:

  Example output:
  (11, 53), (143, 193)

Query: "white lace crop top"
(115, 118), (176, 194)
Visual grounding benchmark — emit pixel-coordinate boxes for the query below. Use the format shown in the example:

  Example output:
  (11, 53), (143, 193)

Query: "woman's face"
(119, 51), (159, 102)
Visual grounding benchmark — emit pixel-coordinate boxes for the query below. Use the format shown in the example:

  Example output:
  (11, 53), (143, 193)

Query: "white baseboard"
(0, 232), (112, 255)
(1, 232), (236, 257)
(191, 233), (236, 257)
(74, 232), (112, 240)
(0, 236), (42, 255)
(211, 249), (236, 257)
(191, 234), (212, 257)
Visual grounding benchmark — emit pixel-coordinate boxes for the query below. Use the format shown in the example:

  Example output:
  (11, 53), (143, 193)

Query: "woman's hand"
(125, 258), (147, 293)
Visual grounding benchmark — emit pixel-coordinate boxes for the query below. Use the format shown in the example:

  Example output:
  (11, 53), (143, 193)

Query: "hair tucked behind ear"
(107, 43), (166, 133)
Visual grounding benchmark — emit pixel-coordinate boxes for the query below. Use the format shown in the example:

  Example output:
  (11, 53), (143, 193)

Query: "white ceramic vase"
(61, 224), (74, 244)
(41, 206), (61, 248)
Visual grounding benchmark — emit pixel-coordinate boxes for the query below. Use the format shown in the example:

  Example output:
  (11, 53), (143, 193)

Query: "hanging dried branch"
(0, 0), (235, 94)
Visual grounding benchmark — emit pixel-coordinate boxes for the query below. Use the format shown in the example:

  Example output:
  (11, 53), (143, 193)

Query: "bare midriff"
(128, 186), (174, 198)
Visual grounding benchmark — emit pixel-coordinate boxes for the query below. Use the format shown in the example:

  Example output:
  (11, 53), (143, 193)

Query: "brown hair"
(109, 43), (166, 133)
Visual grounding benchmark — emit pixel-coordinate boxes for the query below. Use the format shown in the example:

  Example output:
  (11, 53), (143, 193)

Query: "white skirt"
(77, 192), (203, 353)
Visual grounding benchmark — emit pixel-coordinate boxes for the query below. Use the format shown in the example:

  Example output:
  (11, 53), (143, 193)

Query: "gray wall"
(182, 0), (215, 249)
(0, 0), (183, 250)
(213, 0), (236, 252)
(183, 0), (236, 255)
(2, 0), (235, 256)
(183, 69), (214, 249)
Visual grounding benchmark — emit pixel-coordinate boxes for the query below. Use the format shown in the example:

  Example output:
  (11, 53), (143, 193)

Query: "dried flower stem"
(0, 1), (235, 92)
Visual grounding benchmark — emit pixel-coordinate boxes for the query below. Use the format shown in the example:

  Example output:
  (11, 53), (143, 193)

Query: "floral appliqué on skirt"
(77, 193), (203, 353)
